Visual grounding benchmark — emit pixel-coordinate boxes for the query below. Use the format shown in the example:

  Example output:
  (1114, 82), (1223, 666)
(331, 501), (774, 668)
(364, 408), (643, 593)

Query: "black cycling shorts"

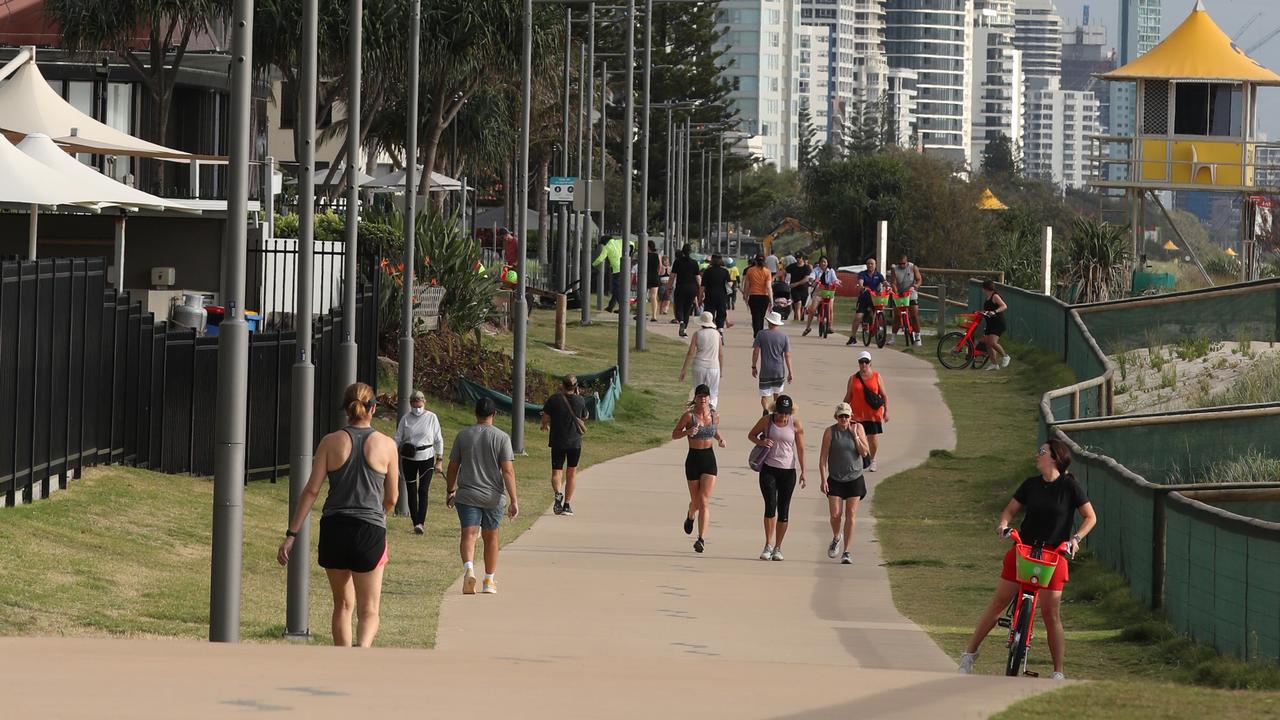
(318, 515), (387, 573)
(685, 447), (718, 481)
(551, 447), (582, 470)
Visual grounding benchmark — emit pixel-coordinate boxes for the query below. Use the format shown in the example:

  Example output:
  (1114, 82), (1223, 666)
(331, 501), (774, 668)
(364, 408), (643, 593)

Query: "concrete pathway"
(0, 314), (1058, 718)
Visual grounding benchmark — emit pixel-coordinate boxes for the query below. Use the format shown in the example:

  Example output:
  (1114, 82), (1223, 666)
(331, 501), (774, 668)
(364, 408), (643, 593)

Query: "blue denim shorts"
(456, 502), (503, 530)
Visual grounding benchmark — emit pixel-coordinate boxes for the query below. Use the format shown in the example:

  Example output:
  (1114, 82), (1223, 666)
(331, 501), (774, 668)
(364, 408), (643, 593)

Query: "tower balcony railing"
(1085, 134), (1280, 193)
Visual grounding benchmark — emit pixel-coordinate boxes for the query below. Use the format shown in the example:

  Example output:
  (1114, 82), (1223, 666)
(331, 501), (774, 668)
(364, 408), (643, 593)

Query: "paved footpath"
(0, 315), (1056, 718)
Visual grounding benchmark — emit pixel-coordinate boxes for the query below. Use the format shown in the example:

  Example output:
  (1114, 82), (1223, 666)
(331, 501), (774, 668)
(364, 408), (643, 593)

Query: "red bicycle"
(859, 290), (892, 348)
(814, 281), (839, 339)
(999, 529), (1071, 677)
(890, 291), (917, 347)
(936, 311), (991, 369)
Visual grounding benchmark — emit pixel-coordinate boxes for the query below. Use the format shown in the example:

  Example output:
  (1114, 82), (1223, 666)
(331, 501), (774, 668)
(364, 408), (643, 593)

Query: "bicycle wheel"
(875, 320), (886, 348)
(860, 323), (871, 346)
(1005, 594), (1034, 677)
(973, 352), (990, 370)
(936, 331), (973, 369)
(819, 310), (829, 338)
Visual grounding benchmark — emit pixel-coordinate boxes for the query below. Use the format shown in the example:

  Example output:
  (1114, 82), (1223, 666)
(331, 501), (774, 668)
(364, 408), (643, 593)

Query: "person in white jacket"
(394, 390), (445, 534)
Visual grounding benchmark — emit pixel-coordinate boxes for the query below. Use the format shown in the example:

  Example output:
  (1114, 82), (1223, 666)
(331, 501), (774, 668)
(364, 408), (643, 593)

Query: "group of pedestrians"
(277, 372), (590, 647)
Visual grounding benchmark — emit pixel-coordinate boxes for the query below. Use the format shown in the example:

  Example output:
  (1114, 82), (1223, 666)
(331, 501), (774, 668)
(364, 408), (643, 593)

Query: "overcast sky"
(1051, 0), (1280, 139)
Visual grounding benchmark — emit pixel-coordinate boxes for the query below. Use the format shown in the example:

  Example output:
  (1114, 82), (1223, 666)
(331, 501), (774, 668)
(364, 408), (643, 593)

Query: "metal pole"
(558, 7), (572, 293)
(664, 107), (673, 260)
(396, 0), (420, 517)
(210, 0), (253, 643)
(716, 133), (723, 255)
(673, 119), (683, 247)
(513, 0), (532, 453)
(582, 7), (595, 324)
(683, 119), (691, 247)
(634, 0), (652, 350)
(285, 0), (318, 639)
(598, 60), (607, 312)
(577, 35), (590, 324)
(617, 0), (634, 384)
(337, 0), (362, 413)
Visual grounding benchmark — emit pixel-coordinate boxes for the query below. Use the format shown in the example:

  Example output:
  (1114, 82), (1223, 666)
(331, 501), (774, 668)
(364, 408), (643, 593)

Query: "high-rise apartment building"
(884, 0), (974, 165)
(1061, 17), (1114, 132)
(799, 0), (890, 146)
(885, 67), (920, 148)
(971, 0), (1024, 172)
(1023, 78), (1101, 189)
(1013, 0), (1063, 91)
(795, 24), (834, 155)
(717, 0), (799, 168)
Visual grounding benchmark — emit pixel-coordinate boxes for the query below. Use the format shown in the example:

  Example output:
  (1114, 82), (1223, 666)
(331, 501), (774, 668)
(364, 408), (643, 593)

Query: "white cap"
(857, 350), (872, 362)
(765, 311), (784, 326)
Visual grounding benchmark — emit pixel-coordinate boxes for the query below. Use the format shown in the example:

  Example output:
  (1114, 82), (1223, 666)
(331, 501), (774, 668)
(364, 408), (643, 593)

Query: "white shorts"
(758, 380), (785, 396)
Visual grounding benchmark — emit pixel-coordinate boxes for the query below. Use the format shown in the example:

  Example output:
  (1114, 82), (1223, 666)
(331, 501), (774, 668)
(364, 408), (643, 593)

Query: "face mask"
(412, 407), (424, 416)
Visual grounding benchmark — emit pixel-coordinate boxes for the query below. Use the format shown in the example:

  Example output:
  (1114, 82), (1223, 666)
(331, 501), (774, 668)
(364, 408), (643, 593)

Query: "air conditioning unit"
(151, 267), (176, 288)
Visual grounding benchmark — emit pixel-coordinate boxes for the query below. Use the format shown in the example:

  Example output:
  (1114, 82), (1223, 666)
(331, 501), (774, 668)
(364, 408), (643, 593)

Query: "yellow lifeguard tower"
(1089, 0), (1280, 279)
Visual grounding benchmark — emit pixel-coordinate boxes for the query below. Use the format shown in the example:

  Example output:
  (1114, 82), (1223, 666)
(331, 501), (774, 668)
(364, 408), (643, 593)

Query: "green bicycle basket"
(871, 294), (891, 308)
(891, 294), (913, 308)
(817, 288), (837, 299)
(1014, 545), (1060, 587)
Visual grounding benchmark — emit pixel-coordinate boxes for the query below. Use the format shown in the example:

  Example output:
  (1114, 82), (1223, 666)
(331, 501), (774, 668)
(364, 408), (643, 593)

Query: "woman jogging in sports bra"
(672, 384), (725, 554)
(278, 382), (399, 647)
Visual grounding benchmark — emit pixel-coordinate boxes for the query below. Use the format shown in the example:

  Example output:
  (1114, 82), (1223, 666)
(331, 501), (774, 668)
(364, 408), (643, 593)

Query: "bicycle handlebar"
(1005, 528), (1073, 558)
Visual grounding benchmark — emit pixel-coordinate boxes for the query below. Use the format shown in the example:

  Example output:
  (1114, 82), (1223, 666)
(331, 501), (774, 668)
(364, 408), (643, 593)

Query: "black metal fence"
(0, 256), (380, 506)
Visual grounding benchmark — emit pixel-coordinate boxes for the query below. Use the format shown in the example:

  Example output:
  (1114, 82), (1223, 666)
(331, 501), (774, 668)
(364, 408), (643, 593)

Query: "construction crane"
(757, 217), (820, 257)
(1246, 25), (1280, 55)
(1233, 12), (1263, 42)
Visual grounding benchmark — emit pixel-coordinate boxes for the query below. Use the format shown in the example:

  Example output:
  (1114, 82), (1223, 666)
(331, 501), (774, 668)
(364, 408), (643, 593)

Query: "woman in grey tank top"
(278, 382), (399, 647)
(819, 402), (870, 565)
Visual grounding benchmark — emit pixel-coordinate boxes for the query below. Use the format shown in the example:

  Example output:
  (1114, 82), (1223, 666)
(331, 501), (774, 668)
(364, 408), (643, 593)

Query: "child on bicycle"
(847, 257), (886, 345)
(802, 256), (840, 337)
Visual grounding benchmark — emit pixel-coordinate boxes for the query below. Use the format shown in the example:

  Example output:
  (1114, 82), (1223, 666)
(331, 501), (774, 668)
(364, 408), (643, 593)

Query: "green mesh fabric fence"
(1075, 280), (1280, 355)
(969, 281), (1068, 358)
(1165, 495), (1280, 661)
(1066, 446), (1156, 606)
(1064, 410), (1280, 484)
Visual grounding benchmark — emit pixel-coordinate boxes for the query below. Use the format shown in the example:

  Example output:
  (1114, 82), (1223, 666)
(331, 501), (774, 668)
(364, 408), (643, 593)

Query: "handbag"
(559, 392), (587, 436)
(748, 415), (773, 471)
(856, 373), (884, 410)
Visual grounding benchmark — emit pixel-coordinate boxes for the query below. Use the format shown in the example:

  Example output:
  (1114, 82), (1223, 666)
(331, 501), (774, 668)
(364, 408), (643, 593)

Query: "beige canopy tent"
(369, 166), (464, 192)
(13, 133), (202, 281)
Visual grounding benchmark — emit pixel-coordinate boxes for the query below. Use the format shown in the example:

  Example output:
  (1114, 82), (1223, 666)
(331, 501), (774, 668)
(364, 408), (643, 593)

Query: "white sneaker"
(1051, 671), (1065, 680)
(914, 332), (922, 343)
(958, 651), (978, 674)
(771, 548), (784, 561)
(868, 460), (878, 472)
(887, 335), (896, 345)
(828, 536), (841, 558)
(986, 363), (1000, 371)
(462, 568), (477, 595)
(1002, 354), (1011, 368)
(759, 545), (774, 561)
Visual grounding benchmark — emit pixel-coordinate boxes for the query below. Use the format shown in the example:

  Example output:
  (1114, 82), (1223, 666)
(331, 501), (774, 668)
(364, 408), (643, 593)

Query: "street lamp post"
(337, 0), (361, 418)
(598, 60), (607, 312)
(513, 0), (532, 453)
(664, 107), (673, 260)
(634, 0), (653, 351)
(395, 0), (419, 518)
(617, 0), (635, 384)
(581, 3), (595, 323)
(558, 7), (572, 293)
(577, 34), (591, 325)
(716, 132), (724, 255)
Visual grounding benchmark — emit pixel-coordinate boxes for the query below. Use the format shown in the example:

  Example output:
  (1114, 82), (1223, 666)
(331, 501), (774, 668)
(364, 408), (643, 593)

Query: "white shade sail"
(288, 168), (377, 187)
(369, 166), (463, 192)
(0, 60), (193, 160)
(0, 131), (92, 206)
(16, 134), (199, 212)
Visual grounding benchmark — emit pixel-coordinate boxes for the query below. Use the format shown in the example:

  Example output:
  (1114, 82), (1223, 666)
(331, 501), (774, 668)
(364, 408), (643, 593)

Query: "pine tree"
(797, 101), (818, 171)
(981, 133), (1019, 177)
(844, 97), (882, 158)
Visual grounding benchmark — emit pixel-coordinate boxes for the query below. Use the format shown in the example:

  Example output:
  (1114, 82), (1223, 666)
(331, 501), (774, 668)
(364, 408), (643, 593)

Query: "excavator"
(751, 217), (821, 258)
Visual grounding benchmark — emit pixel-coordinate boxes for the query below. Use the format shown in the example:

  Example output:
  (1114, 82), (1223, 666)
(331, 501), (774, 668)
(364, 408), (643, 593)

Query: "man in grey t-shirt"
(751, 311), (793, 414)
(446, 397), (519, 595)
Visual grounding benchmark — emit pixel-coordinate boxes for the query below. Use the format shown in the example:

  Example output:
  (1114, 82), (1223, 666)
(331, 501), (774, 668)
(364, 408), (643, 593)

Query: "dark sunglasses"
(858, 359), (871, 365)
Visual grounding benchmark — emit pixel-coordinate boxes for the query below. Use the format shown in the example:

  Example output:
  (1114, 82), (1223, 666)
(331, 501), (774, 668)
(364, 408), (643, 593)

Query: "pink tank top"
(764, 414), (796, 470)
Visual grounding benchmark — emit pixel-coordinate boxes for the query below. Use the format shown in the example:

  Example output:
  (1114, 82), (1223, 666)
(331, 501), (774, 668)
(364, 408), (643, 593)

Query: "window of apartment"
(761, 123), (771, 137)
(767, 54), (780, 70)
(732, 76), (741, 91)
(767, 9), (781, 24)
(770, 76), (779, 92)
(769, 32), (780, 48)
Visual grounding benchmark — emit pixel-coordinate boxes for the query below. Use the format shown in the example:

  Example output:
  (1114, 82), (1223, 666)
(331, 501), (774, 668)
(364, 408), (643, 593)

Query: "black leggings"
(748, 295), (770, 337)
(403, 459), (434, 526)
(759, 464), (797, 523)
(704, 295), (727, 328)
(675, 287), (697, 326)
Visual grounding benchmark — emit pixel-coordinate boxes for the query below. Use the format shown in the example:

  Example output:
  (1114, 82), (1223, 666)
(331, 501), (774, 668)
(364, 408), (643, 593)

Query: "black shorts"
(856, 291), (874, 315)
(552, 446), (582, 470)
(791, 287), (809, 308)
(318, 515), (387, 573)
(685, 447), (718, 481)
(860, 421), (883, 435)
(827, 476), (867, 500)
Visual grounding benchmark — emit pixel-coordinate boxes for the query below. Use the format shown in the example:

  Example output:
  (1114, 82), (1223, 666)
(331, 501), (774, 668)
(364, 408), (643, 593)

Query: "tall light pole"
(577, 34), (590, 324)
(558, 7), (572, 293)
(210, 0), (253, 643)
(286, 0), (318, 640)
(396, 0), (420, 517)
(598, 60), (607, 311)
(616, 0), (634, 384)
(633, 0), (653, 350)
(664, 107), (673, 260)
(338, 0), (362, 415)
(581, 3), (595, 324)
(716, 132), (724, 255)
(513, 0), (533, 453)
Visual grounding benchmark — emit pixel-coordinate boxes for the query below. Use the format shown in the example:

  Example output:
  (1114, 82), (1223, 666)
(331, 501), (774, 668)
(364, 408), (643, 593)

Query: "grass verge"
(874, 342), (1280, 716)
(0, 312), (686, 648)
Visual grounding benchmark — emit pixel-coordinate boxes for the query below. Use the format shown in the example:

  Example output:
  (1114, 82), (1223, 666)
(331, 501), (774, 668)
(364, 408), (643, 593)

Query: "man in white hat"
(679, 311), (724, 408)
(751, 311), (793, 414)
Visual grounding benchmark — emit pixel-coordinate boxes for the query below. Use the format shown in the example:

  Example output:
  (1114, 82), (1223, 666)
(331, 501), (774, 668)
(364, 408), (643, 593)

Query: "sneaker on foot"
(828, 536), (841, 558)
(868, 460), (878, 472)
(802, 327), (812, 336)
(669, 318), (678, 324)
(482, 577), (497, 594)
(1002, 354), (1011, 368)
(771, 548), (784, 561)
(462, 568), (477, 595)
(1051, 671), (1065, 680)
(684, 515), (695, 535)
(887, 335), (896, 345)
(562, 502), (574, 516)
(845, 336), (856, 346)
(759, 545), (774, 561)
(958, 651), (978, 674)
(914, 332), (922, 343)
(693, 537), (705, 553)
(841, 552), (852, 564)
(985, 363), (1000, 371)
(553, 492), (565, 515)
(414, 524), (424, 535)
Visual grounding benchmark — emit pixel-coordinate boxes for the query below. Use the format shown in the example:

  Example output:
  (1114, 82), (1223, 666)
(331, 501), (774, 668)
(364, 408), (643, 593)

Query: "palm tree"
(1061, 217), (1131, 303)
(46, 0), (233, 193)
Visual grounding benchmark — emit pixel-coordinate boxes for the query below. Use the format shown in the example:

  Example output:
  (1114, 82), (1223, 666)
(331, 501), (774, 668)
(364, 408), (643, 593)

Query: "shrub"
(1060, 217), (1130, 303)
